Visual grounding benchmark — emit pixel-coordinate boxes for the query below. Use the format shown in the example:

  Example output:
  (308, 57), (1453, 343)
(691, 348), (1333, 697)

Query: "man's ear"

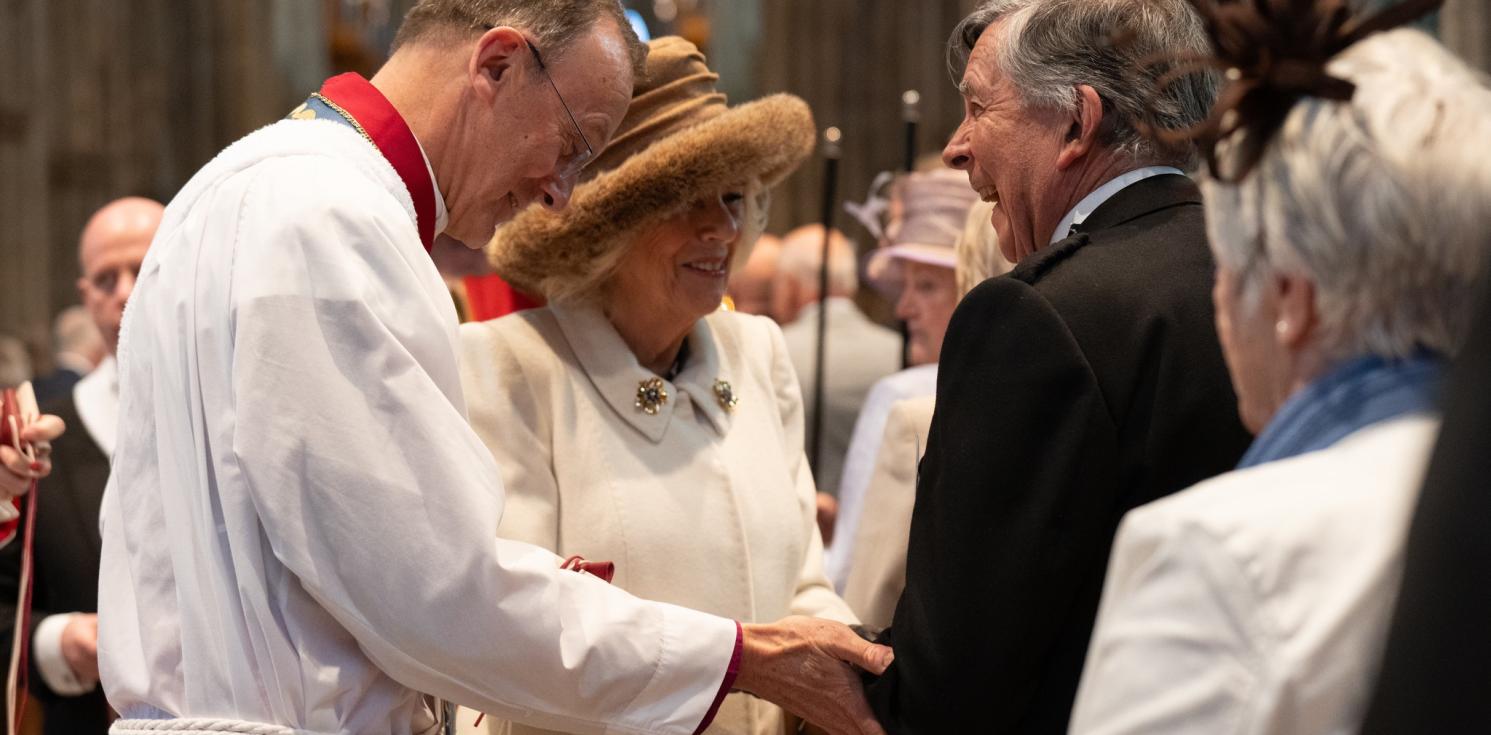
(1055, 84), (1104, 171)
(469, 26), (527, 103)
(1273, 273), (1317, 351)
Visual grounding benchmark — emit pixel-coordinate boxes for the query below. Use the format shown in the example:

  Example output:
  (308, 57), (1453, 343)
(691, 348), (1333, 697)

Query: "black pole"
(899, 90), (920, 369)
(810, 127), (842, 477)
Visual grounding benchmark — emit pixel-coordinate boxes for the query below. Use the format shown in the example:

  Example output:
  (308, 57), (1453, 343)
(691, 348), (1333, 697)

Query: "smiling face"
(442, 21), (634, 248)
(942, 18), (1073, 263)
(606, 187), (748, 335)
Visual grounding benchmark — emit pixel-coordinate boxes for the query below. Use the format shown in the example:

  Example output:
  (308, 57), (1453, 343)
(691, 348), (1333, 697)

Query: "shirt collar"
(413, 135), (448, 236)
(73, 355), (119, 457)
(1050, 166), (1186, 245)
(551, 302), (732, 443)
(1238, 352), (1445, 469)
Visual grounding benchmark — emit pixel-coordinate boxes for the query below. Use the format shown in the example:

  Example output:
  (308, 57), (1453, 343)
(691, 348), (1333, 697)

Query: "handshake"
(737, 616), (892, 735)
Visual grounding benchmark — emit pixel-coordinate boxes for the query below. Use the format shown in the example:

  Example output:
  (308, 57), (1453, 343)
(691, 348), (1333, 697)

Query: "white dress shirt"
(1050, 166), (1186, 245)
(1070, 415), (1439, 735)
(97, 119), (736, 735)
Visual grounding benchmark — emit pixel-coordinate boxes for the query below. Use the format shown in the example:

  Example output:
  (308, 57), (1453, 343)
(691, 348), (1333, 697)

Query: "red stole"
(316, 73), (438, 252)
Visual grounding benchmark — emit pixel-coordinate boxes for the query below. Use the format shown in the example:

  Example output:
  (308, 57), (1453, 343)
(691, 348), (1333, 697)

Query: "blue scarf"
(1237, 352), (1445, 469)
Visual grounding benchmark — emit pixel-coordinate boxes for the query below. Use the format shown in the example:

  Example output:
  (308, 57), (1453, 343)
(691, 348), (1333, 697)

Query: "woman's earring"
(1276, 320), (1291, 336)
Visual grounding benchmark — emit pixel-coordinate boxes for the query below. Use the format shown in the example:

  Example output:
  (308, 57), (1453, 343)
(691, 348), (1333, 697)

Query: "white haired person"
(1071, 1), (1488, 733)
(459, 37), (870, 735)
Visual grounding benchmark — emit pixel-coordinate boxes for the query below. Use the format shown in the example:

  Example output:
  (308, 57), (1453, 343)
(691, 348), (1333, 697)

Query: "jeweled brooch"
(713, 380), (738, 413)
(635, 377), (669, 415)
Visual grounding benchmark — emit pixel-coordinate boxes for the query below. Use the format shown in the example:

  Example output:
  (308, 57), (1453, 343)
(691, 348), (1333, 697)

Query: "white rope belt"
(110, 719), (302, 735)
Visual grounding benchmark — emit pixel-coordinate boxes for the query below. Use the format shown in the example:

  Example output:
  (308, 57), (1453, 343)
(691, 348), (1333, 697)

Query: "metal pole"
(899, 90), (921, 369)
(810, 127), (842, 477)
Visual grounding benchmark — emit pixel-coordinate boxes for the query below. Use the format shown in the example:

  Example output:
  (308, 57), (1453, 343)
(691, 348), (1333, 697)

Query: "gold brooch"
(635, 377), (669, 415)
(713, 380), (738, 413)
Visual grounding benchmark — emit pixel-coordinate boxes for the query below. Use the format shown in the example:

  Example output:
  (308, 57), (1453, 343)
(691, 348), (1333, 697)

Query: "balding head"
(78, 197), (164, 355)
(727, 234), (782, 319)
(772, 225), (859, 324)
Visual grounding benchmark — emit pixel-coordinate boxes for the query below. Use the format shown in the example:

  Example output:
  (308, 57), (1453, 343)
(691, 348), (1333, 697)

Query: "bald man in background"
(776, 226), (900, 531)
(0, 196), (164, 735)
(727, 233), (782, 319)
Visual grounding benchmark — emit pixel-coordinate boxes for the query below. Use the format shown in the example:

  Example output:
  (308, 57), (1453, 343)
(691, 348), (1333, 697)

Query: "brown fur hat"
(487, 36), (815, 301)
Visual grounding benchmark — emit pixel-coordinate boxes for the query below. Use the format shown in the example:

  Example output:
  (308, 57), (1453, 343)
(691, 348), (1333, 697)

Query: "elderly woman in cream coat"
(1070, 18), (1491, 735)
(458, 37), (856, 735)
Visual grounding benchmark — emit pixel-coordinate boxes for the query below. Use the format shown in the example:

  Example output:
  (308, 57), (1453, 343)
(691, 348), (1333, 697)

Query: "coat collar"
(552, 302), (734, 443)
(1011, 173), (1202, 286)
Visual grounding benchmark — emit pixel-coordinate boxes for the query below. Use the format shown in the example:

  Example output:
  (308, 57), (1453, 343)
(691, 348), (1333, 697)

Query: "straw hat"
(488, 36), (816, 300)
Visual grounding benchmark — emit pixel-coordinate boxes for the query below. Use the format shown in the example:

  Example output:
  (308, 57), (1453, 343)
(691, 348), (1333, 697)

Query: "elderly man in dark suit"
(863, 0), (1252, 731)
(0, 196), (164, 735)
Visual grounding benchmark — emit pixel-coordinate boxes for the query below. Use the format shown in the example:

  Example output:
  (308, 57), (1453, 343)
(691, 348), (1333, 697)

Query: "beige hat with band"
(487, 36), (816, 300)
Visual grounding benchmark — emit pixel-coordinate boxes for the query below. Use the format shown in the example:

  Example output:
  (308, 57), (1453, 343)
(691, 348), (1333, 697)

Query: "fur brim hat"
(487, 36), (816, 300)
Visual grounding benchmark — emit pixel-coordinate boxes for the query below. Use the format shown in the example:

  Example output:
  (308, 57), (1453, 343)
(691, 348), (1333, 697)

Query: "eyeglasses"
(519, 35), (596, 182)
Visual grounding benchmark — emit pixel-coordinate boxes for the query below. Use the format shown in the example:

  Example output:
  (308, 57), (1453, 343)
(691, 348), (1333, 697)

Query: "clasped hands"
(737, 616), (891, 735)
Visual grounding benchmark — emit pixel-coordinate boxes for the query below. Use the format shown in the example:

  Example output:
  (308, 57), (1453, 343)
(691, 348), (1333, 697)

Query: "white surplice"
(97, 118), (737, 735)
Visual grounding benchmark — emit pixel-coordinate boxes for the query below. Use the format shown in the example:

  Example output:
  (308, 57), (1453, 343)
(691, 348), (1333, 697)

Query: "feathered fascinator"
(1145, 0), (1444, 182)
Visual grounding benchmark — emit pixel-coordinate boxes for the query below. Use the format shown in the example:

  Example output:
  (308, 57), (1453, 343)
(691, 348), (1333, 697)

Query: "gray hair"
(392, 0), (647, 77)
(1205, 28), (1491, 362)
(949, 0), (1218, 167)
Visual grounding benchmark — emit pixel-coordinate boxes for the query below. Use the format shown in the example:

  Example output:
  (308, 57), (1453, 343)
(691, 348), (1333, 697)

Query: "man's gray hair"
(949, 0), (1218, 167)
(1205, 28), (1491, 361)
(392, 0), (646, 77)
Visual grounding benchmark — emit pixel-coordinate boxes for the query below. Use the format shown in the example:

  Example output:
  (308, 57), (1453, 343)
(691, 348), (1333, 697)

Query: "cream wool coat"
(458, 302), (857, 735)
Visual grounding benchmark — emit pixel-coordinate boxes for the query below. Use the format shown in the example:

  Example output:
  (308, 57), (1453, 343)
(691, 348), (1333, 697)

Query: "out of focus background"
(0, 0), (1486, 377)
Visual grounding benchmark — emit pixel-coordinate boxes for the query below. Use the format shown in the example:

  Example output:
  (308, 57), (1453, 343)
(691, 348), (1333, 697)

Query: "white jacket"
(459, 303), (856, 735)
(1071, 414), (1440, 735)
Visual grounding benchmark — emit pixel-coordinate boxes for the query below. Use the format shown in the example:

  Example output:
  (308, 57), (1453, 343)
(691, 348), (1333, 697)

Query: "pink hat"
(867, 169), (979, 291)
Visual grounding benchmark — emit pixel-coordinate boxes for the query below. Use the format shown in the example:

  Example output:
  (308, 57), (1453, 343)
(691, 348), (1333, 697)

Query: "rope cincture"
(110, 720), (299, 734)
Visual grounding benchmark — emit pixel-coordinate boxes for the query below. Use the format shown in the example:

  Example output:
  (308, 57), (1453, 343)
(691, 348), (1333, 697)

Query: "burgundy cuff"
(693, 621), (743, 734)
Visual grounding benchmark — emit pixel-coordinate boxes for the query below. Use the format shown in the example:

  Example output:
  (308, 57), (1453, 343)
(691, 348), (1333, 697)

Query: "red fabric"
(0, 508), (16, 545)
(693, 622), (743, 735)
(463, 274), (543, 321)
(318, 73), (438, 253)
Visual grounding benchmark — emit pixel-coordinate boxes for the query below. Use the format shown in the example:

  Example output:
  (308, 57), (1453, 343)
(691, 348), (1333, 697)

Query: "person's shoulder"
(706, 308), (781, 348)
(886, 395), (936, 437)
(460, 308), (563, 364)
(1124, 414), (1441, 565)
(867, 365), (938, 406)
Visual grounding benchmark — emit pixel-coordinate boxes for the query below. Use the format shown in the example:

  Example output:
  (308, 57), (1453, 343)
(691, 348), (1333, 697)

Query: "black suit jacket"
(1361, 279), (1491, 733)
(865, 174), (1252, 733)
(0, 392), (111, 734)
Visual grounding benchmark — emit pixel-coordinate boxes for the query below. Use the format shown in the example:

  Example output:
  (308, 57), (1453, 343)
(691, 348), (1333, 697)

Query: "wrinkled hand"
(815, 493), (838, 546)
(0, 414), (64, 500)
(60, 613), (99, 682)
(736, 616), (892, 735)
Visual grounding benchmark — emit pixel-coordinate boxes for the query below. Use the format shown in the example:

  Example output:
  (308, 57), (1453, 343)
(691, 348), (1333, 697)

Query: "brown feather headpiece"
(1146, 0), (1444, 182)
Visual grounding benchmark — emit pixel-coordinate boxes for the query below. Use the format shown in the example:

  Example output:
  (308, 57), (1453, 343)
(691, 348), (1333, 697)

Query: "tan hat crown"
(585, 36), (728, 179)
